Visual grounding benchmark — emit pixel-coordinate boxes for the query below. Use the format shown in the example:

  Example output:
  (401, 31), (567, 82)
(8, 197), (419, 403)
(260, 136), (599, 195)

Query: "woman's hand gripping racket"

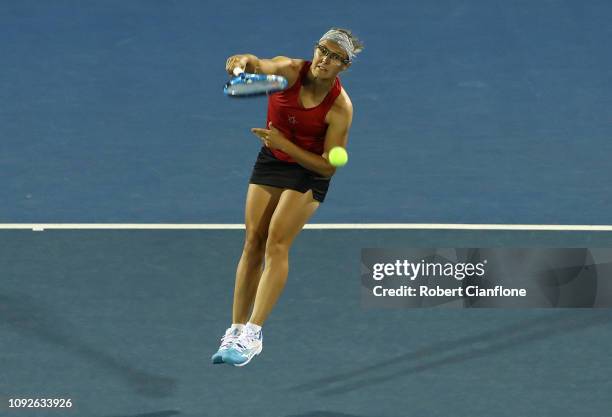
(224, 67), (288, 98)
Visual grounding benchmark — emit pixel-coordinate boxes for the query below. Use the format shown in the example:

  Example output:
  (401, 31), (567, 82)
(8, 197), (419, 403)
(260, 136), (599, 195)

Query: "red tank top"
(266, 61), (342, 162)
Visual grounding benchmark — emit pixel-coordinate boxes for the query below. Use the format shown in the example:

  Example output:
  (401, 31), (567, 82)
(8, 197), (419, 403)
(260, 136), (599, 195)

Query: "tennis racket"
(223, 67), (288, 97)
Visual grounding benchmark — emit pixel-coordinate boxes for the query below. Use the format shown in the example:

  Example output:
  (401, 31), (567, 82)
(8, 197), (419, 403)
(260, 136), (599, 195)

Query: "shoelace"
(219, 330), (240, 349)
(234, 330), (260, 352)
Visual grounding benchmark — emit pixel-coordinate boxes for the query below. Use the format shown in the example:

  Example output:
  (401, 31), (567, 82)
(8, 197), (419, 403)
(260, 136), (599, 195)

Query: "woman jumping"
(212, 28), (363, 367)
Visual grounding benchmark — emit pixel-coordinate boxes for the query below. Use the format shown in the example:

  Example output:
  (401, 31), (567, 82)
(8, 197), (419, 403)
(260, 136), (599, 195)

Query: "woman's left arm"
(251, 95), (353, 178)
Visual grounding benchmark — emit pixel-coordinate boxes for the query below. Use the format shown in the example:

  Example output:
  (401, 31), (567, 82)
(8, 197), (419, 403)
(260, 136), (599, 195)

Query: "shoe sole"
(232, 344), (263, 367)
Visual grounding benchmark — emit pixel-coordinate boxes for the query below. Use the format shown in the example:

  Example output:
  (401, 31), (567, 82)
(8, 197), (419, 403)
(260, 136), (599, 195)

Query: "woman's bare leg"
(248, 189), (319, 326)
(232, 184), (283, 323)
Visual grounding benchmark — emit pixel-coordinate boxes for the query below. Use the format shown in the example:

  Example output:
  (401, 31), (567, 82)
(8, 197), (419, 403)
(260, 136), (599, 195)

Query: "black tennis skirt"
(249, 147), (331, 202)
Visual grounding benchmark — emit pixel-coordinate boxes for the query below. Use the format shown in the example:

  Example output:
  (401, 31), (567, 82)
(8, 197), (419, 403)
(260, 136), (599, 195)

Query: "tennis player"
(212, 28), (363, 366)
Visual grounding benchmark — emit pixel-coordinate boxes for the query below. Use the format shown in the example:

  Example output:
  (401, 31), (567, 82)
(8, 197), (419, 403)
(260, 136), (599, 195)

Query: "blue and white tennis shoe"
(222, 327), (263, 367)
(211, 327), (243, 364)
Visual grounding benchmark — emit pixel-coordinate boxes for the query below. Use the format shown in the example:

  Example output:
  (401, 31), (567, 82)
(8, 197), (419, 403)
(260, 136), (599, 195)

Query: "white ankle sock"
(245, 322), (262, 333)
(230, 323), (245, 332)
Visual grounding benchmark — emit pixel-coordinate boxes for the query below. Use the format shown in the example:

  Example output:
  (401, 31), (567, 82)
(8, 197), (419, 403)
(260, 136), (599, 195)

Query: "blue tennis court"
(2, 229), (612, 417)
(2, 0), (610, 223)
(1, 1), (611, 416)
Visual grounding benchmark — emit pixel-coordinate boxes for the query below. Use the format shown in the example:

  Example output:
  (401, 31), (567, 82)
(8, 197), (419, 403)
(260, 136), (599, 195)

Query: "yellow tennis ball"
(328, 146), (348, 167)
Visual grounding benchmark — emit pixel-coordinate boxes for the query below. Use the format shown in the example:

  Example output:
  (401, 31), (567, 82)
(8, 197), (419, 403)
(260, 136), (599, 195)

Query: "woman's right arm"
(225, 54), (302, 83)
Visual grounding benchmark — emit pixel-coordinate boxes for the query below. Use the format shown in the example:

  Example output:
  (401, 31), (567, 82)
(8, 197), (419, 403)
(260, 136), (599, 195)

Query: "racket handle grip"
(233, 67), (245, 76)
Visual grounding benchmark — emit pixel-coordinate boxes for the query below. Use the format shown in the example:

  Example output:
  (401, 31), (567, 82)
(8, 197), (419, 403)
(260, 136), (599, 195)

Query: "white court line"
(0, 223), (611, 231)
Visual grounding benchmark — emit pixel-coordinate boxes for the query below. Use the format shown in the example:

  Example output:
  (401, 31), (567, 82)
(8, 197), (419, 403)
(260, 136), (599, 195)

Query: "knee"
(265, 233), (290, 259)
(243, 231), (267, 258)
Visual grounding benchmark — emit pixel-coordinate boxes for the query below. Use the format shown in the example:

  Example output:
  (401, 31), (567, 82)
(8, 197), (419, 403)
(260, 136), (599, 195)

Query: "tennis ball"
(328, 146), (348, 167)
